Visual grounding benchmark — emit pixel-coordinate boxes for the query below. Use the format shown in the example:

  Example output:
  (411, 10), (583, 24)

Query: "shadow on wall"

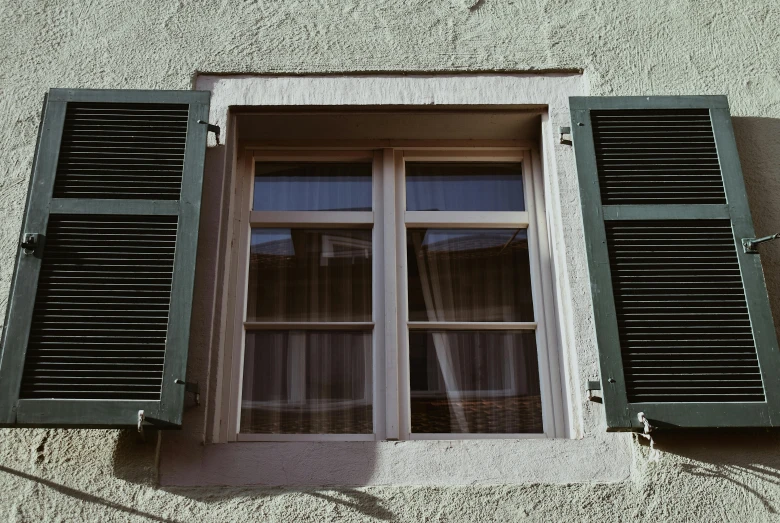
(111, 430), (392, 520)
(653, 429), (780, 514)
(0, 454), (182, 523)
(733, 117), (780, 335)
(0, 429), (392, 522)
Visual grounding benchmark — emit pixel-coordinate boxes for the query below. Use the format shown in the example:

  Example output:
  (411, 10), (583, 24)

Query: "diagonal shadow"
(653, 429), (780, 515)
(306, 489), (394, 520)
(0, 465), (182, 523)
(679, 462), (776, 514)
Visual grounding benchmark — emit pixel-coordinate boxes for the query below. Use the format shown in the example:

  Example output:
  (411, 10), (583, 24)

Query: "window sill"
(159, 432), (631, 487)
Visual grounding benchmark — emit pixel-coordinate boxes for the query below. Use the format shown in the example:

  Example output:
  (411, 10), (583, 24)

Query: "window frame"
(223, 146), (564, 442)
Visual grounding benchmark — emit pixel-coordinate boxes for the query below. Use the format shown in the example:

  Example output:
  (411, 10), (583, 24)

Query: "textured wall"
(2, 0), (780, 521)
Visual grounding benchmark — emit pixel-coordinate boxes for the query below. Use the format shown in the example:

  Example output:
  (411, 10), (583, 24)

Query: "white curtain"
(410, 230), (536, 433)
(241, 331), (372, 434)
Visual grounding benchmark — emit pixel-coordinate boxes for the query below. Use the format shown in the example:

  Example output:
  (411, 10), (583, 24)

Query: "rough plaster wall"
(2, 0), (780, 521)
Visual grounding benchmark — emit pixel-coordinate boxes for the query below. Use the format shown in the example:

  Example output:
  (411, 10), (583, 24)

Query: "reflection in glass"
(406, 163), (524, 211)
(247, 229), (372, 322)
(407, 229), (534, 322)
(254, 162), (372, 211)
(241, 331), (373, 434)
(409, 330), (542, 433)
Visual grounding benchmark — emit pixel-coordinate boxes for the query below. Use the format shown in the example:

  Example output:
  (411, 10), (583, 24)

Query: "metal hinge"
(559, 126), (572, 145)
(175, 379), (200, 406)
(742, 233), (780, 254)
(197, 120), (221, 145)
(586, 380), (602, 403)
(20, 233), (40, 255)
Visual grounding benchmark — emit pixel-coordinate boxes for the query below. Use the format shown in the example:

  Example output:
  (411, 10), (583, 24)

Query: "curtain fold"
(408, 229), (542, 433)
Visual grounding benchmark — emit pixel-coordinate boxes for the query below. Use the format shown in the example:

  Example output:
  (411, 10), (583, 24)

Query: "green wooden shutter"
(0, 89), (210, 428)
(571, 95), (780, 430)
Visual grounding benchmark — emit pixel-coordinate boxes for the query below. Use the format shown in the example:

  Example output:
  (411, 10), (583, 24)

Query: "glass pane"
(407, 229), (534, 322)
(409, 330), (542, 434)
(247, 229), (372, 322)
(241, 331), (373, 434)
(254, 162), (372, 211)
(406, 162), (524, 211)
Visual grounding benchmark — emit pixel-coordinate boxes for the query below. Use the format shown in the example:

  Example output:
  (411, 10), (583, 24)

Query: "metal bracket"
(586, 380), (602, 403)
(197, 120), (221, 145)
(175, 379), (200, 406)
(137, 410), (145, 436)
(21, 233), (39, 255)
(742, 233), (780, 254)
(559, 126), (572, 146)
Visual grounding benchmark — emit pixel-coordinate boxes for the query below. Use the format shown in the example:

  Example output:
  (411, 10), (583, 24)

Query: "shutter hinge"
(197, 120), (221, 145)
(175, 379), (200, 406)
(559, 126), (572, 145)
(586, 380), (602, 403)
(742, 233), (780, 254)
(20, 233), (41, 255)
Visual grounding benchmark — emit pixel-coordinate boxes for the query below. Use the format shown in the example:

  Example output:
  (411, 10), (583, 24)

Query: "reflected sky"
(406, 162), (524, 212)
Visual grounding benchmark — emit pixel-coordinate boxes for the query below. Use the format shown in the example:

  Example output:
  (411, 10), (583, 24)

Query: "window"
(227, 148), (559, 441)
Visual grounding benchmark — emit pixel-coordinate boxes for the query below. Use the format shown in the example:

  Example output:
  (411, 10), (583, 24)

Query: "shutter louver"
(571, 96), (780, 430)
(606, 220), (763, 403)
(54, 102), (189, 199)
(0, 89), (210, 428)
(21, 215), (177, 400)
(591, 109), (726, 205)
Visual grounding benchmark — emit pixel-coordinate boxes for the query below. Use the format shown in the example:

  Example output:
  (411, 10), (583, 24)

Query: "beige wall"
(2, 1), (780, 521)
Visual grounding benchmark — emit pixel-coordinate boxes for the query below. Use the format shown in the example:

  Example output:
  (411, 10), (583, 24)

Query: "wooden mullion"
(625, 402), (771, 430)
(15, 399), (168, 428)
(50, 198), (180, 216)
(602, 204), (730, 221)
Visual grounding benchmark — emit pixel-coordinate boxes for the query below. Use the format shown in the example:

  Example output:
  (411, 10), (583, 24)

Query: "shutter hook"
(137, 410), (145, 437)
(742, 233), (780, 254)
(197, 120), (221, 145)
(637, 412), (660, 462)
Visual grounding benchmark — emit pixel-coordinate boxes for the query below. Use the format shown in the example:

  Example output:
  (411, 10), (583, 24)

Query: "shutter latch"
(742, 233), (780, 254)
(20, 233), (40, 255)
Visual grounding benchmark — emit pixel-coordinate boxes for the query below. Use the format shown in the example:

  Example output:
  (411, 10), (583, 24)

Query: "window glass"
(254, 162), (372, 211)
(247, 229), (372, 322)
(406, 162), (524, 211)
(409, 330), (542, 433)
(241, 331), (372, 434)
(407, 229), (535, 322)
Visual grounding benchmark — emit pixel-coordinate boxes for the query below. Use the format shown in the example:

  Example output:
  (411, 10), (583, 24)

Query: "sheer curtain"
(241, 331), (372, 434)
(241, 229), (373, 434)
(409, 229), (541, 433)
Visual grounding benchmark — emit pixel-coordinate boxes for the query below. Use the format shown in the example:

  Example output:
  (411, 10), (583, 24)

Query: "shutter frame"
(571, 95), (780, 430)
(0, 89), (210, 428)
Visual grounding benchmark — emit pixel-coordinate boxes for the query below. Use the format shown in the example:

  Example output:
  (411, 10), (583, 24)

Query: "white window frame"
(224, 145), (563, 442)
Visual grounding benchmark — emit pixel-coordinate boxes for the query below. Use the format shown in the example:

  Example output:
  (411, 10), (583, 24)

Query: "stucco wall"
(2, 1), (780, 521)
